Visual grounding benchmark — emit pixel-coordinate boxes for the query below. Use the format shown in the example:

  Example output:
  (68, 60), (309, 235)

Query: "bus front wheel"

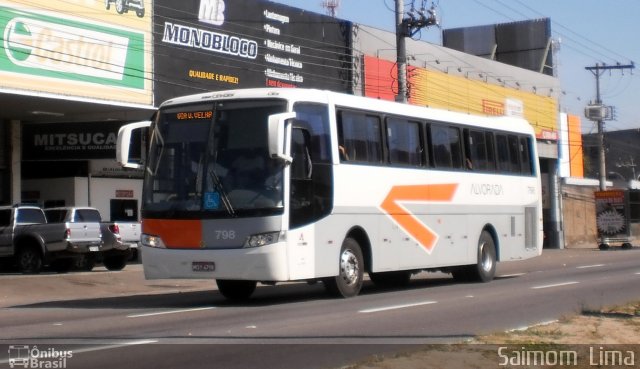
(324, 238), (364, 298)
(216, 279), (257, 301)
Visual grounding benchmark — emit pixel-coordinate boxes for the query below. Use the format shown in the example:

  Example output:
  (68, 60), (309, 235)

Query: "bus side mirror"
(117, 120), (151, 169)
(268, 112), (296, 164)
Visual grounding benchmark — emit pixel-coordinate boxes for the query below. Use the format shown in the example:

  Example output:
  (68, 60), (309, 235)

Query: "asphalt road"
(1, 248), (640, 369)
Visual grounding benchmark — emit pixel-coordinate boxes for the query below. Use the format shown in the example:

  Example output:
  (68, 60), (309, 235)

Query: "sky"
(274, 0), (640, 133)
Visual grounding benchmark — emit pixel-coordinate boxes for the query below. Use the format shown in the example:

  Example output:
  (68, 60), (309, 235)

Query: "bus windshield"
(144, 99), (287, 218)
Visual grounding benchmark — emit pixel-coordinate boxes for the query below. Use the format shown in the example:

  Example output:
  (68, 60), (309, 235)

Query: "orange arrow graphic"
(380, 183), (458, 253)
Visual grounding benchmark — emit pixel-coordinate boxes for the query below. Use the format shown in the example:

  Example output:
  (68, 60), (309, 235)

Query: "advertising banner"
(0, 0), (152, 106)
(154, 0), (352, 103)
(364, 55), (558, 140)
(595, 190), (630, 240)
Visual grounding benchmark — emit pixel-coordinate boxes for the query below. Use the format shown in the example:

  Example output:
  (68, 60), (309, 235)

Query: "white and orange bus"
(117, 88), (542, 300)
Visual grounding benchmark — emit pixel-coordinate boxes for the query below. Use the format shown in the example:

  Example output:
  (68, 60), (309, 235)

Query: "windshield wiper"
(208, 169), (235, 217)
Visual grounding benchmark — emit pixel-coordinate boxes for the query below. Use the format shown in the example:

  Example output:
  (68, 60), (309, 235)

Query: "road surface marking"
(508, 320), (559, 332)
(359, 301), (437, 314)
(498, 273), (526, 278)
(576, 264), (605, 269)
(127, 307), (216, 318)
(531, 281), (579, 290)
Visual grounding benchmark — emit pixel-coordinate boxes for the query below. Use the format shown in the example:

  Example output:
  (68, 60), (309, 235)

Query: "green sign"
(0, 5), (145, 89)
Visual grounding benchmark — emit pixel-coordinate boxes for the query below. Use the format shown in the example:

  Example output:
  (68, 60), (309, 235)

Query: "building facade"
(1, 0), (567, 245)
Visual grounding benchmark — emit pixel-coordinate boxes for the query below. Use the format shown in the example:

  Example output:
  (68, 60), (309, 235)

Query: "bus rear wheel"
(324, 237), (364, 298)
(451, 231), (496, 283)
(216, 280), (257, 301)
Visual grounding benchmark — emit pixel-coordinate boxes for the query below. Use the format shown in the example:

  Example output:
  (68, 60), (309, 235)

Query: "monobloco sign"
(154, 0), (352, 103)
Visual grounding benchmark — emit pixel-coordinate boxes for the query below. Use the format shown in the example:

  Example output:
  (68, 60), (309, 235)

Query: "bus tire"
(324, 238), (364, 298)
(216, 280), (257, 301)
(452, 231), (496, 283)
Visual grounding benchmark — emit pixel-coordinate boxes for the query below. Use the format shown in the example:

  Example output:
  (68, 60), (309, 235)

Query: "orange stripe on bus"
(380, 183), (458, 253)
(143, 219), (202, 249)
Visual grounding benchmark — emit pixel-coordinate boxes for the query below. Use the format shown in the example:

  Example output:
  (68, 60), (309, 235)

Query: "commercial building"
(1, 0), (572, 246)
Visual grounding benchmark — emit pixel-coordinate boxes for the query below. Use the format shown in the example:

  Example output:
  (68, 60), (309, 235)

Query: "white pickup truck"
(44, 207), (134, 271)
(0, 205), (102, 273)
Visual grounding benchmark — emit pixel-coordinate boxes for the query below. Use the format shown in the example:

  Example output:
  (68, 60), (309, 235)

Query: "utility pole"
(395, 0), (437, 103)
(585, 62), (635, 190)
(395, 0), (408, 103)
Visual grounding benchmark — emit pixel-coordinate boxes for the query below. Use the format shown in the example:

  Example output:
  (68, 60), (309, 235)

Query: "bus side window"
(431, 124), (462, 170)
(520, 136), (533, 175)
(465, 129), (496, 172)
(431, 125), (450, 168)
(508, 135), (521, 173)
(338, 110), (382, 164)
(485, 132), (496, 171)
(465, 129), (478, 171)
(496, 134), (510, 173)
(386, 117), (424, 167)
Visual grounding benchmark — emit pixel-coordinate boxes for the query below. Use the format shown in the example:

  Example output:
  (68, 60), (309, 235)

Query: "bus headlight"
(142, 234), (166, 248)
(244, 231), (281, 248)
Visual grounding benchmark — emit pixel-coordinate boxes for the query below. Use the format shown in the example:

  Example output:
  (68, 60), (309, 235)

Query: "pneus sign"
(0, 5), (146, 91)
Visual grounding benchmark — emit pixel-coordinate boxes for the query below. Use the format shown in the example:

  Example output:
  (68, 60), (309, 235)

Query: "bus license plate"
(192, 261), (215, 272)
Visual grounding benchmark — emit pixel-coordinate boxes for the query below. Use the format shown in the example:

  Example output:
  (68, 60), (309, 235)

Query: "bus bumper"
(141, 242), (290, 281)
